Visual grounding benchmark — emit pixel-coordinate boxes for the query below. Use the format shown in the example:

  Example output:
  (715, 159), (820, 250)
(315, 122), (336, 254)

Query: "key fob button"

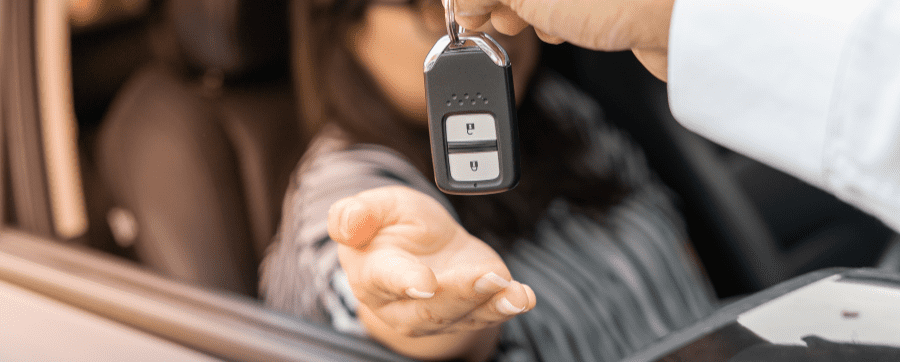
(445, 113), (497, 142)
(448, 151), (500, 182)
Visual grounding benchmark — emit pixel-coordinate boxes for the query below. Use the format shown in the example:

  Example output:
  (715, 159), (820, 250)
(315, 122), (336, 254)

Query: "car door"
(0, 1), (407, 360)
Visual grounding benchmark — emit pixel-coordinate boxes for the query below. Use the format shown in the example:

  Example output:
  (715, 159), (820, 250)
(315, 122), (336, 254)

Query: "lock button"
(445, 113), (496, 143)
(448, 151), (500, 182)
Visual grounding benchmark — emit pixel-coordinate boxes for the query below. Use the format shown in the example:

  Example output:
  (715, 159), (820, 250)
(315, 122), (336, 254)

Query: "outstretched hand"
(327, 186), (535, 359)
(450, 0), (674, 80)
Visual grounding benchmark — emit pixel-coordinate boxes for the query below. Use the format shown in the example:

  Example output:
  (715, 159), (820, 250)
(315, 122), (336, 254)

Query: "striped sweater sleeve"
(258, 127), (455, 335)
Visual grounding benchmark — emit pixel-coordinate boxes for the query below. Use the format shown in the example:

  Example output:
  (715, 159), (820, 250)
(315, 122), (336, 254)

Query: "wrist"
(359, 304), (502, 361)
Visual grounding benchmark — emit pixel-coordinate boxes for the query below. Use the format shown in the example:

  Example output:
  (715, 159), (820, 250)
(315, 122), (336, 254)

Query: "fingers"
(456, 0), (556, 39)
(455, 3), (529, 36)
(477, 281), (533, 318)
(490, 5), (529, 35)
(371, 266), (516, 336)
(345, 225), (510, 307)
(400, 281), (536, 336)
(453, 0), (498, 30)
(456, 281), (536, 331)
(453, 0), (561, 44)
(442, 265), (513, 303)
(354, 247), (439, 306)
(456, 13), (492, 31)
(632, 48), (669, 82)
(534, 28), (565, 44)
(523, 283), (536, 307)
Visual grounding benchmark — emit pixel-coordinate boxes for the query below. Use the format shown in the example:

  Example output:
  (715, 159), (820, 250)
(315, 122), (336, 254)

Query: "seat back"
(97, 0), (300, 296)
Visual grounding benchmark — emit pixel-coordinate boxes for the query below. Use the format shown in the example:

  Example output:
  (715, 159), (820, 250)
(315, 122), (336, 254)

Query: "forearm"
(358, 305), (501, 362)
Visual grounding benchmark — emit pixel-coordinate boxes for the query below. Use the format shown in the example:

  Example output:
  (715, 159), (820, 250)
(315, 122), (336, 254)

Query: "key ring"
(425, 1), (510, 71)
(444, 0), (462, 45)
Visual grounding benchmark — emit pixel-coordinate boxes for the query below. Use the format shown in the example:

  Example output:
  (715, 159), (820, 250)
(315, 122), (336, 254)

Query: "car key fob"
(423, 3), (519, 195)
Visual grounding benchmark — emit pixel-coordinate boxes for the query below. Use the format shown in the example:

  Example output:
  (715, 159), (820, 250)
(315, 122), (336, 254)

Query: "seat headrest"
(166, 0), (289, 78)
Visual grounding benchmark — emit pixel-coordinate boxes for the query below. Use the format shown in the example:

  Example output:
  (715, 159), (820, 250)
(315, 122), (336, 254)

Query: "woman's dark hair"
(290, 0), (632, 249)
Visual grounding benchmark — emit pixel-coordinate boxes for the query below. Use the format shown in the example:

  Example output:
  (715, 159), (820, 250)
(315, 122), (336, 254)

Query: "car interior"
(3, 0), (900, 359)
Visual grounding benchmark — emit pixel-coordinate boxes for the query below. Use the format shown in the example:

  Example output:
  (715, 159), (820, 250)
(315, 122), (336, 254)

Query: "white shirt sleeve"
(667, 0), (900, 232)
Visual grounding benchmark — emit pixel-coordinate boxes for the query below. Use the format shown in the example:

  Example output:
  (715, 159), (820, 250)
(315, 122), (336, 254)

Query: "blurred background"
(3, 0), (898, 305)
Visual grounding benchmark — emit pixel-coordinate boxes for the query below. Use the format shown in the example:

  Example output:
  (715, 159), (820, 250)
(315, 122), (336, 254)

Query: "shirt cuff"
(666, 0), (877, 189)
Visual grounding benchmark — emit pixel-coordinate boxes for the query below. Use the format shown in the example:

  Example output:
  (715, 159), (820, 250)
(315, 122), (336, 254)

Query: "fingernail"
(474, 272), (510, 293)
(497, 297), (525, 315)
(339, 201), (362, 240)
(406, 287), (435, 299)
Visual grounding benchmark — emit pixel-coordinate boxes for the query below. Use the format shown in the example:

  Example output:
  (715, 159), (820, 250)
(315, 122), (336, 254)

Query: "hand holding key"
(449, 0), (675, 80)
(328, 186), (536, 359)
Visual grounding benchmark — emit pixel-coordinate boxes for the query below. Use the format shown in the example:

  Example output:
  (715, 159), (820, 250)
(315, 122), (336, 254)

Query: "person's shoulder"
(289, 123), (458, 219)
(296, 123), (421, 184)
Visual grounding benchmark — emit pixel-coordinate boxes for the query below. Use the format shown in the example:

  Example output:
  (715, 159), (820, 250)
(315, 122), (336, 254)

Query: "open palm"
(327, 186), (535, 338)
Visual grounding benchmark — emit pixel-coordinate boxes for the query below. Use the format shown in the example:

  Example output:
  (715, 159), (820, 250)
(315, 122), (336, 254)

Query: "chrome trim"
(35, 0), (89, 238)
(457, 32), (509, 66)
(424, 35), (452, 72)
(445, 0), (460, 45)
(423, 33), (510, 72)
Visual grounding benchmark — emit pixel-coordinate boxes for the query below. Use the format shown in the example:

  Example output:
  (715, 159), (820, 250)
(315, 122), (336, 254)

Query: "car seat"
(96, 0), (302, 296)
(548, 48), (897, 297)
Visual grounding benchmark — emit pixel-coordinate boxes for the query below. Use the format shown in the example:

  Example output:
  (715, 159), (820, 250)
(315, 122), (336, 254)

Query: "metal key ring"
(445, 0), (462, 45)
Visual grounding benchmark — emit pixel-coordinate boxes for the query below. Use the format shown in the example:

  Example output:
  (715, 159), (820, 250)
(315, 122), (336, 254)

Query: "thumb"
(327, 186), (457, 250)
(328, 196), (382, 249)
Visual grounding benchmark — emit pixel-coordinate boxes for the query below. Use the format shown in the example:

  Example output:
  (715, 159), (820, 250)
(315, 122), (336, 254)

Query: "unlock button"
(446, 114), (496, 142)
(448, 151), (500, 182)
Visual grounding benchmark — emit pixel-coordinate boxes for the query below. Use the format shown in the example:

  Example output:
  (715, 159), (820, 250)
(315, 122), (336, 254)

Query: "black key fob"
(424, 31), (520, 195)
